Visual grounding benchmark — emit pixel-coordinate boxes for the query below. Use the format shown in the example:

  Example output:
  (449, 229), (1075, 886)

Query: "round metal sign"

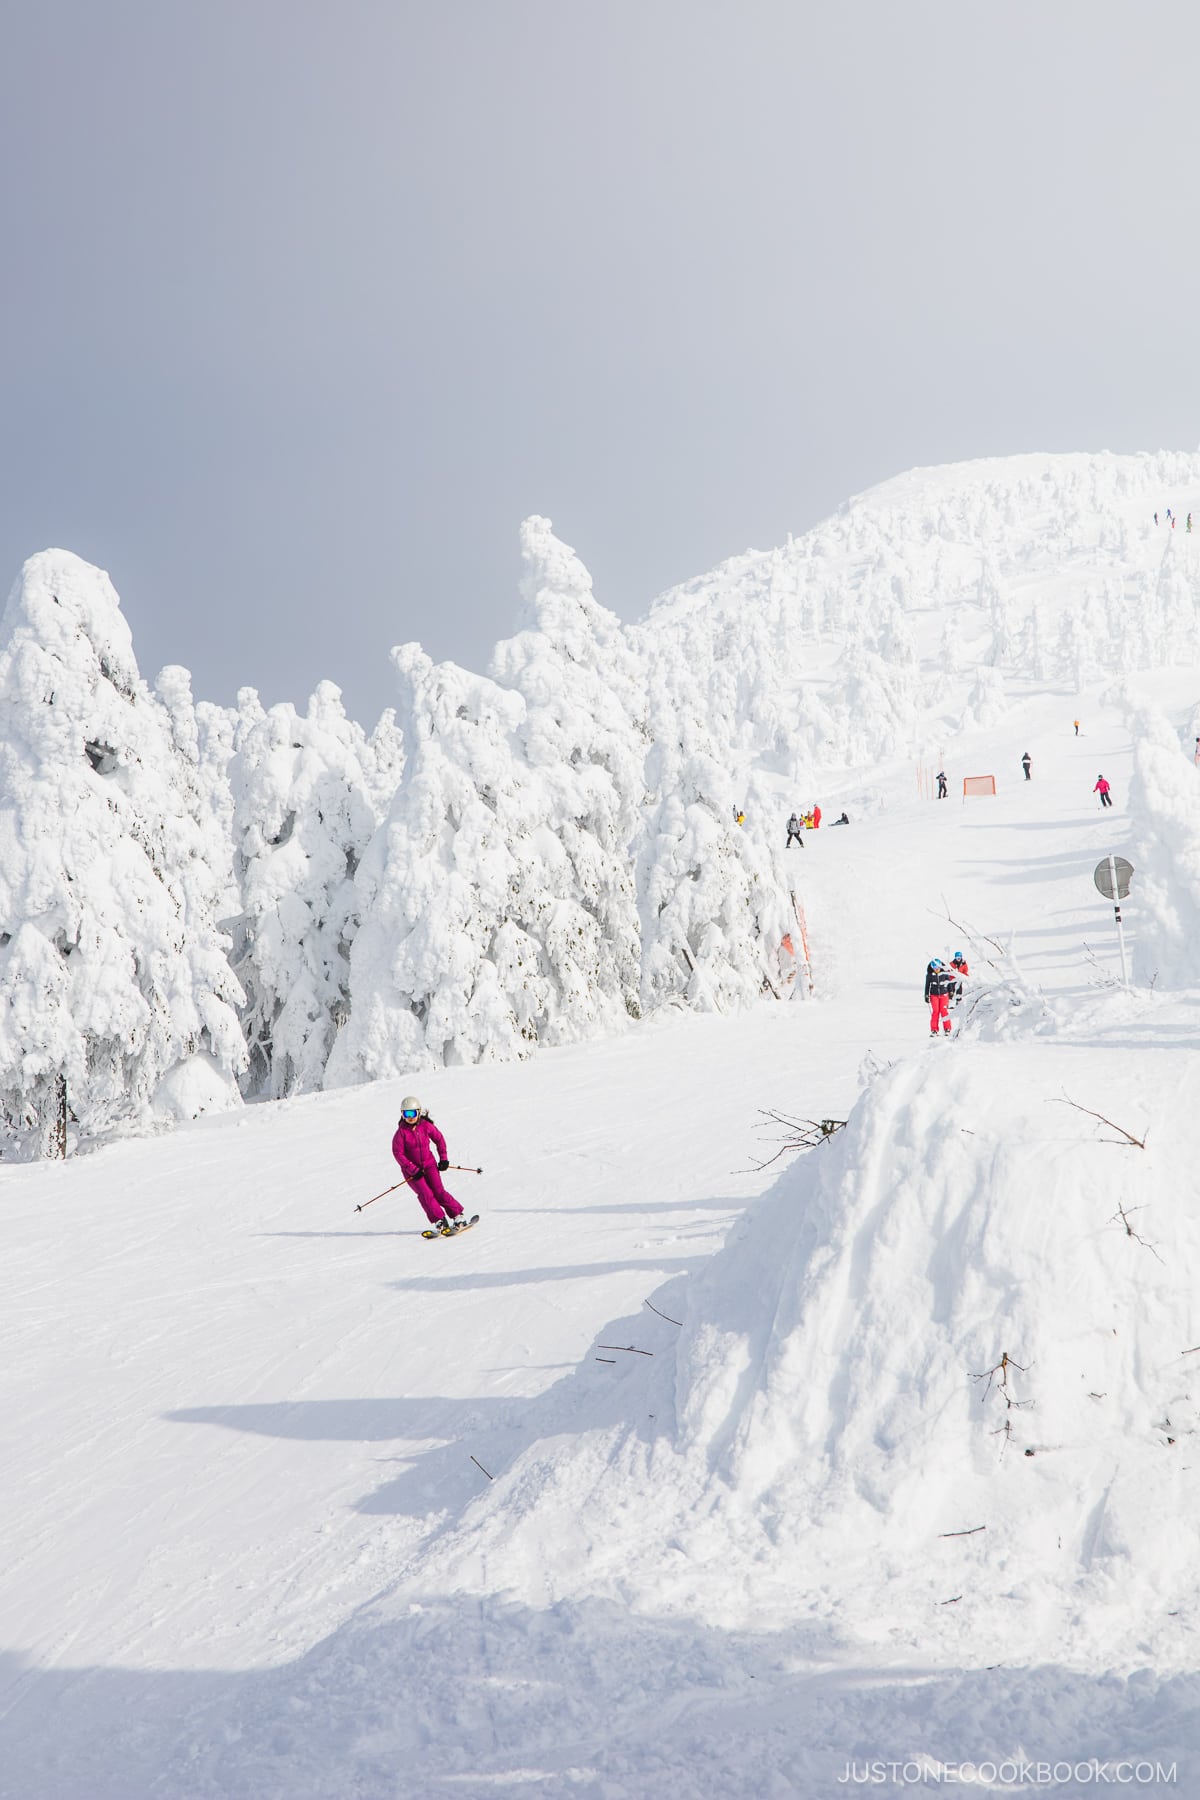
(1093, 856), (1133, 901)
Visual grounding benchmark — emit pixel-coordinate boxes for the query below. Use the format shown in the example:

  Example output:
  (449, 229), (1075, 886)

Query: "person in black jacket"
(924, 959), (956, 1036)
(1021, 751), (1032, 781)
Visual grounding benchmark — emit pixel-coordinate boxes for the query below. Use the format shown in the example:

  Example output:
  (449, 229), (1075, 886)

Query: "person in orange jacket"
(811, 803), (822, 828)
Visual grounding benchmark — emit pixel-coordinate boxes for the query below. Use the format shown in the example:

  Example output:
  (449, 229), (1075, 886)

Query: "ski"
(421, 1213), (480, 1241)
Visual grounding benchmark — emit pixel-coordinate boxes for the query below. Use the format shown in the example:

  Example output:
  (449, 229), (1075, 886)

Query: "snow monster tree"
(0, 551), (247, 1156)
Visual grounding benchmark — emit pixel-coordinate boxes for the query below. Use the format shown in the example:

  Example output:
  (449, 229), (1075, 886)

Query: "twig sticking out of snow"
(1109, 1201), (1166, 1264)
(971, 1352), (1033, 1410)
(1050, 1092), (1147, 1147)
(743, 1109), (847, 1170)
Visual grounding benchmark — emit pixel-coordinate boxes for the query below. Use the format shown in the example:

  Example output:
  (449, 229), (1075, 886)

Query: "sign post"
(1092, 856), (1133, 987)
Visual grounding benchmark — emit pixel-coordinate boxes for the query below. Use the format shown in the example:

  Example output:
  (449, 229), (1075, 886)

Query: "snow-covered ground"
(5, 703), (1197, 1796)
(4, 459), (1200, 1796)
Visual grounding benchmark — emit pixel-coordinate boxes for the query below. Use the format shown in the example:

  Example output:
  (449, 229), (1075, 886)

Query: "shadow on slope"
(1, 1601), (1194, 1800)
(166, 1271), (694, 1522)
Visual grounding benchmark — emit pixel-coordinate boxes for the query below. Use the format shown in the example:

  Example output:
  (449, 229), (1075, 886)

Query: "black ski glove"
(438, 1158), (449, 1171)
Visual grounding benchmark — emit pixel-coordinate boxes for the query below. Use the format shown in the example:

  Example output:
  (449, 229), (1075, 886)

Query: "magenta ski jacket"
(391, 1115), (448, 1181)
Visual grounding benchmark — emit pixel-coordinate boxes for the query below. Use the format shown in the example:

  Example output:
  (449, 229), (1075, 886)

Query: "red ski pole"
(445, 1164), (483, 1174)
(354, 1179), (412, 1214)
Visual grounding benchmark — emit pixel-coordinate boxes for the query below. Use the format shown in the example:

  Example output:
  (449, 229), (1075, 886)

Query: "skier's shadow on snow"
(385, 1255), (698, 1292)
(255, 1224), (420, 1238)
(501, 1197), (744, 1215)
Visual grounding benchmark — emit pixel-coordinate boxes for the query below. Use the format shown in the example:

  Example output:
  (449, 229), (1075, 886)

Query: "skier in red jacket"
(392, 1097), (466, 1232)
(950, 950), (969, 1005)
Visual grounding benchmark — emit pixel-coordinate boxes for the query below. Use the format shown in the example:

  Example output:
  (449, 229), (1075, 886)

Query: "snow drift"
(407, 1033), (1200, 1678)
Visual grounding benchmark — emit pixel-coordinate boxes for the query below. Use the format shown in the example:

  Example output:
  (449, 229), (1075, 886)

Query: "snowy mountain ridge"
(4, 449), (1200, 1157)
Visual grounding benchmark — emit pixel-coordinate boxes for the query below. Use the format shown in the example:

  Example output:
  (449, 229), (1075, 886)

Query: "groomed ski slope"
(3, 675), (1200, 1797)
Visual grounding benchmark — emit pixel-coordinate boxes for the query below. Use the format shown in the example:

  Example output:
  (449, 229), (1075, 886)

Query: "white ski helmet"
(399, 1096), (422, 1120)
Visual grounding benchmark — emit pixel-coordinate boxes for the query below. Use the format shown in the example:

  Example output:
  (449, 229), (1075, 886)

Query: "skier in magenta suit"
(391, 1097), (465, 1228)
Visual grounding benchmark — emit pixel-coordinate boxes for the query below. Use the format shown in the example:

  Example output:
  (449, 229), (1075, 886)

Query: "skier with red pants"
(924, 959), (955, 1036)
(391, 1097), (466, 1233)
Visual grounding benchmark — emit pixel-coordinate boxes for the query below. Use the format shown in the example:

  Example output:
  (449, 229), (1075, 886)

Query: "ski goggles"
(400, 1107), (420, 1122)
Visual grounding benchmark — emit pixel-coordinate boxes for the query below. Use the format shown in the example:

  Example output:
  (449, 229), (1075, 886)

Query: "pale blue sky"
(3, 2), (1199, 723)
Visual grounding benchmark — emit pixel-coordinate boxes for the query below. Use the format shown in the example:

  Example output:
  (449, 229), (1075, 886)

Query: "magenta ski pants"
(408, 1165), (462, 1225)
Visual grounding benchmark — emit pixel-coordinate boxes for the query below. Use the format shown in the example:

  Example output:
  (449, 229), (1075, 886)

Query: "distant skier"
(924, 958), (955, 1037)
(1189, 513), (1194, 533)
(392, 1097), (467, 1233)
(1094, 774), (1113, 808)
(1073, 719), (1080, 736)
(950, 949), (969, 1005)
(830, 811), (850, 825)
(1021, 751), (1032, 781)
(786, 812), (805, 849)
(811, 803), (822, 829)
(936, 770), (948, 799)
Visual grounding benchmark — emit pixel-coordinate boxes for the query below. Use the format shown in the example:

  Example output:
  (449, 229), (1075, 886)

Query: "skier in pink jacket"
(391, 1097), (465, 1232)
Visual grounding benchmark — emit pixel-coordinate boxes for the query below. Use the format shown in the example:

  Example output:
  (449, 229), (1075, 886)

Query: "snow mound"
(429, 1041), (1200, 1675)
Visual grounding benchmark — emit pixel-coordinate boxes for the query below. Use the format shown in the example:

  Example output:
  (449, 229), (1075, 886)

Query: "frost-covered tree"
(0, 551), (246, 1155)
(363, 706), (406, 816)
(155, 664), (238, 916)
(329, 628), (644, 1084)
(637, 676), (791, 1015)
(959, 665), (1006, 732)
(1128, 704), (1200, 987)
(980, 555), (1015, 667)
(228, 682), (377, 1097)
(489, 517), (646, 1020)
